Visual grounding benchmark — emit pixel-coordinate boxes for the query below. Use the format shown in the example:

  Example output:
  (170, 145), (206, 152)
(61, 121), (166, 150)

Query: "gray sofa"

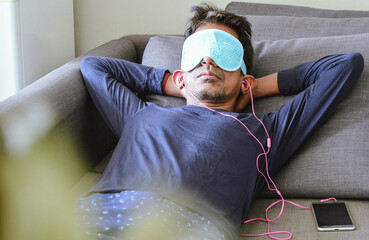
(0, 2), (368, 239)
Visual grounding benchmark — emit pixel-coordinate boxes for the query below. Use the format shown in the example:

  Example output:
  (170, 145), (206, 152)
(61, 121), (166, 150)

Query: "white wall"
(19, 0), (75, 87)
(0, 0), (75, 101)
(0, 1), (22, 101)
(74, 0), (369, 56)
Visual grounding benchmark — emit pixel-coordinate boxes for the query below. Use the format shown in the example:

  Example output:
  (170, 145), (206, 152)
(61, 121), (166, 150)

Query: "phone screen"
(311, 202), (355, 231)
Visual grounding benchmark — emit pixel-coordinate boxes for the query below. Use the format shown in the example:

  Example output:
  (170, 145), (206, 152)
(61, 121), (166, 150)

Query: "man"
(77, 4), (364, 240)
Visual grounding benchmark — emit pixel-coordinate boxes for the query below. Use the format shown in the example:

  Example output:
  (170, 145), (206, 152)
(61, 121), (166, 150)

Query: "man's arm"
(162, 73), (183, 98)
(81, 56), (167, 138)
(265, 53), (364, 178)
(252, 73), (280, 99)
(232, 72), (280, 112)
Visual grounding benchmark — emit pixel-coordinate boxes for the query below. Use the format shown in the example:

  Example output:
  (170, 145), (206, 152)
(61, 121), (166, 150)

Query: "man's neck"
(186, 99), (237, 112)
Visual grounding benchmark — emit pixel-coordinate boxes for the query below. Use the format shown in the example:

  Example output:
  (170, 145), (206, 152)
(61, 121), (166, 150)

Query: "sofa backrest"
(225, 1), (369, 18)
(140, 2), (369, 199)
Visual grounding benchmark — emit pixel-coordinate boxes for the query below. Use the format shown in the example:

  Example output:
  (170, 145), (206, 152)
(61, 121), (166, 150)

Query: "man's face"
(182, 23), (245, 104)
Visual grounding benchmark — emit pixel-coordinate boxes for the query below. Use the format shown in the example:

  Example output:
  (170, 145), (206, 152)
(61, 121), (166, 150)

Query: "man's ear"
(241, 75), (255, 95)
(172, 70), (185, 90)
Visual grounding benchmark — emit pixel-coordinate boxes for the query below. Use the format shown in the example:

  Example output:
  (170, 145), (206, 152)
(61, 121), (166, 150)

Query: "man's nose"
(201, 57), (218, 68)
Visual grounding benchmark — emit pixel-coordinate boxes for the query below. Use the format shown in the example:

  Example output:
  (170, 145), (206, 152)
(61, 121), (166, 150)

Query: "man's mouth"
(197, 71), (221, 80)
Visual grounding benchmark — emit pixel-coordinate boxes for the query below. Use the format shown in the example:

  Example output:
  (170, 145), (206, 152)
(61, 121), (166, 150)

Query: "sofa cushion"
(141, 15), (369, 71)
(252, 33), (369, 199)
(141, 32), (369, 199)
(225, 1), (369, 18)
(142, 35), (183, 73)
(141, 35), (186, 107)
(246, 15), (369, 41)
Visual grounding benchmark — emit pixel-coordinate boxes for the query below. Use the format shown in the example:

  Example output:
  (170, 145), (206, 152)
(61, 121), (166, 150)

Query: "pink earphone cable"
(182, 80), (336, 240)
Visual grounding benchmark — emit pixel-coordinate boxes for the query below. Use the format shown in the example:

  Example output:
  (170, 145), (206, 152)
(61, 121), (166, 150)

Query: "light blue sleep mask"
(181, 29), (247, 74)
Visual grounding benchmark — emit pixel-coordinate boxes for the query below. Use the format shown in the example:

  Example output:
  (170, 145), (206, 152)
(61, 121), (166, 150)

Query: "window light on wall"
(0, 0), (21, 102)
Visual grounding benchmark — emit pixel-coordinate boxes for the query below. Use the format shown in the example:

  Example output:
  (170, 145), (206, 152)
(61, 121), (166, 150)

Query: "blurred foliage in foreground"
(0, 99), (88, 240)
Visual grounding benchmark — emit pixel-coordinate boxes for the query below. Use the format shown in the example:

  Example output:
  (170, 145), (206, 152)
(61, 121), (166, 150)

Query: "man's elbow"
(80, 56), (108, 83)
(81, 56), (100, 75)
(346, 52), (364, 79)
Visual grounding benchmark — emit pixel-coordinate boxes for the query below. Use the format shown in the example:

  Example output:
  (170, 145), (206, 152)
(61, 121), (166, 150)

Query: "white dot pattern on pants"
(76, 191), (226, 240)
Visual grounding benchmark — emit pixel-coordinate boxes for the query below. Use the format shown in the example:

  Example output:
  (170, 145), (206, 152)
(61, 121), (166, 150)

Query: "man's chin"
(191, 89), (227, 103)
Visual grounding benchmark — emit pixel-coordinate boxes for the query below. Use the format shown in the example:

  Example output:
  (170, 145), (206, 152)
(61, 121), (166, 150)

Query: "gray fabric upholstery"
(121, 34), (156, 63)
(246, 15), (369, 41)
(141, 35), (186, 107)
(225, 2), (369, 18)
(142, 35), (183, 73)
(0, 38), (138, 171)
(252, 34), (369, 198)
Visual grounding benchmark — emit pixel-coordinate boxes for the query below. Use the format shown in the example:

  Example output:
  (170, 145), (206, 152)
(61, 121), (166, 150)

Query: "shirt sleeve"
(267, 52), (364, 176)
(80, 56), (168, 138)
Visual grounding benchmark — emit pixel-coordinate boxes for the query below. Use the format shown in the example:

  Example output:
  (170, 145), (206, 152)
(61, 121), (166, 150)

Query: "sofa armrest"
(0, 37), (140, 174)
(119, 34), (156, 63)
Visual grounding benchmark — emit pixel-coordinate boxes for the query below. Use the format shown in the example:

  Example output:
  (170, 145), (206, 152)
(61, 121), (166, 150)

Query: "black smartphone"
(311, 202), (355, 231)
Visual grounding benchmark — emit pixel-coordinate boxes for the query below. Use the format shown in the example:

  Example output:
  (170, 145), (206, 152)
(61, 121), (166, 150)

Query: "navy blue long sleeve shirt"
(80, 53), (363, 239)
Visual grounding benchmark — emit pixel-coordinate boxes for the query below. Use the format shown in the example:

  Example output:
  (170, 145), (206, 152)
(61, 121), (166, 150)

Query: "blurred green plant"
(0, 99), (218, 240)
(0, 99), (87, 240)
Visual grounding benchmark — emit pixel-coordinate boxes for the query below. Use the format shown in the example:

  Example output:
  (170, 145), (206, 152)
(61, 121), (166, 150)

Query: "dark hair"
(185, 3), (254, 74)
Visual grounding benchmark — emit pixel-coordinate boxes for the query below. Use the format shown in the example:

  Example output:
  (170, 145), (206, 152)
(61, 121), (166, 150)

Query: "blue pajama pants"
(76, 190), (226, 240)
